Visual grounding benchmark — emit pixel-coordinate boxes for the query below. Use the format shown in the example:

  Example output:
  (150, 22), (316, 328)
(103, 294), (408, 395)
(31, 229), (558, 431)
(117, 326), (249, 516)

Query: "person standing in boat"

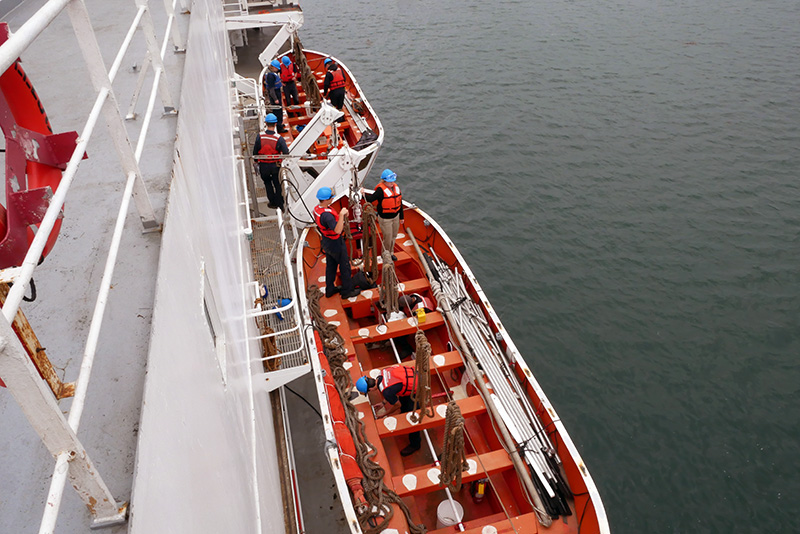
(361, 169), (403, 261)
(263, 59), (285, 133)
(323, 58), (347, 111)
(314, 187), (361, 300)
(252, 113), (288, 210)
(280, 56), (300, 106)
(356, 368), (421, 456)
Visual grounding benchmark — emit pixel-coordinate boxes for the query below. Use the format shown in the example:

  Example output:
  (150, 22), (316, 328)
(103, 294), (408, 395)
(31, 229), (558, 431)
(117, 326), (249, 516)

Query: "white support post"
(65, 0), (159, 231)
(0, 318), (126, 527)
(136, 0), (177, 113)
(161, 0), (186, 51)
(126, 54), (152, 120)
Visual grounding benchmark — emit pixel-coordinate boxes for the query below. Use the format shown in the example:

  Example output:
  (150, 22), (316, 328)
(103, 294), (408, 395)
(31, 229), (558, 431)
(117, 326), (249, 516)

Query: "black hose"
(285, 384), (322, 420)
(280, 171), (315, 225)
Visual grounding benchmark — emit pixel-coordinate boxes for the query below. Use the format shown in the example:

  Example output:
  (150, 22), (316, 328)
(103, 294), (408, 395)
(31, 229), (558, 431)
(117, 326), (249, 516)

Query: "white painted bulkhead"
(129, 1), (283, 532)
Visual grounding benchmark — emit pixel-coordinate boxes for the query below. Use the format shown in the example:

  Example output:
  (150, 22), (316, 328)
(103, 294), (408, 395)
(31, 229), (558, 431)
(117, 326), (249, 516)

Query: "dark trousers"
(268, 96), (284, 132)
(329, 87), (345, 110)
(399, 395), (422, 448)
(322, 237), (353, 296)
(283, 82), (299, 106)
(258, 164), (283, 209)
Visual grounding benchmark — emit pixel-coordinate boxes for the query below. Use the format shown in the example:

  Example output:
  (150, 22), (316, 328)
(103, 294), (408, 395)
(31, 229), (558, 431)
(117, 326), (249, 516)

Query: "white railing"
(0, 0), (184, 531)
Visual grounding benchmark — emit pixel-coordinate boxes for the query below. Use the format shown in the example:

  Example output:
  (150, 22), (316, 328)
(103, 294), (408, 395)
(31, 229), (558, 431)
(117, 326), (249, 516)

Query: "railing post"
(0, 317), (126, 527)
(136, 0), (178, 112)
(161, 0), (186, 51)
(65, 0), (160, 232)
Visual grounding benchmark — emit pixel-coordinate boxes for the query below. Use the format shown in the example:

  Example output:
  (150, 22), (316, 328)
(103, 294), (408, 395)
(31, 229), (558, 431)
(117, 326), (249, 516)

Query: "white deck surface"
(0, 0), (186, 532)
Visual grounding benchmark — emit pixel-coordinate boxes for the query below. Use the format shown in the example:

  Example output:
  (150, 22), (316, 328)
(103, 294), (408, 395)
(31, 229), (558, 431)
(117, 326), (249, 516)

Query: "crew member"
(252, 114), (288, 210)
(362, 169), (403, 261)
(314, 187), (360, 299)
(280, 56), (300, 106)
(323, 58), (347, 111)
(356, 366), (421, 456)
(263, 59), (285, 133)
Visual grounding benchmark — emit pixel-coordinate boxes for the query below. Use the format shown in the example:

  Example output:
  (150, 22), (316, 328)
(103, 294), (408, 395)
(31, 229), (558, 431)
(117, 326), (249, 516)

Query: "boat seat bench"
(341, 276), (430, 318)
(391, 448), (513, 498)
(349, 312), (444, 345)
(427, 511), (541, 534)
(347, 350), (464, 387)
(372, 395), (486, 438)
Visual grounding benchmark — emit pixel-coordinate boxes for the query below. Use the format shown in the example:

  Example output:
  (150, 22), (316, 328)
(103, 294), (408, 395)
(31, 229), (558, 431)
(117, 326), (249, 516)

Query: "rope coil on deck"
(307, 287), (426, 534)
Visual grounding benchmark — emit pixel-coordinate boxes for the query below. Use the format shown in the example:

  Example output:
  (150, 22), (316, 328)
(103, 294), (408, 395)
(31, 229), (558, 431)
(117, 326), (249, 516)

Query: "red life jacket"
(314, 205), (341, 240)
(375, 182), (402, 215)
(280, 63), (296, 83)
(329, 69), (346, 90)
(257, 132), (282, 163)
(379, 365), (416, 397)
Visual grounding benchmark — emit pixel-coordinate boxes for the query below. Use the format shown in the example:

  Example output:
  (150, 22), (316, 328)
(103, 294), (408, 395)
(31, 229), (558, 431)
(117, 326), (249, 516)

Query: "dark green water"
(303, 1), (799, 531)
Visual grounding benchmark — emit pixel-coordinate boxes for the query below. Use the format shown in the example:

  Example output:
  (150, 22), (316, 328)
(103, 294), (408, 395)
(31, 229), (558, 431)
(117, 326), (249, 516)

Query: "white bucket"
(436, 499), (464, 529)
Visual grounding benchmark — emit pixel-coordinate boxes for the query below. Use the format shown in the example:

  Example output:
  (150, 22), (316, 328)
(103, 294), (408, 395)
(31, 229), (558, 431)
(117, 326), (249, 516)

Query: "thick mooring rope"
(379, 250), (399, 314)
(439, 401), (469, 492)
(307, 286), (426, 534)
(361, 203), (380, 280)
(410, 330), (434, 423)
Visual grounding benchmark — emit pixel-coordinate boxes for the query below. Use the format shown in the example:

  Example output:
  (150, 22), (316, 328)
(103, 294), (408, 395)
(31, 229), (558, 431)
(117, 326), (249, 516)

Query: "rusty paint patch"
(0, 283), (70, 398)
(578, 462), (588, 476)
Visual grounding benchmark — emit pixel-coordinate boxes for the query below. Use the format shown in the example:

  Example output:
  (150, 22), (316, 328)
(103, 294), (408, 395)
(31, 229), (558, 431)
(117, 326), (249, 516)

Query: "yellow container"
(415, 308), (427, 324)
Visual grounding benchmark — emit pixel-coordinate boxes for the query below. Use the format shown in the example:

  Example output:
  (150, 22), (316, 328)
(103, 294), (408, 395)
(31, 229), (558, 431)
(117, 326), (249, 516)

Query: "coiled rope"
(439, 401), (469, 492)
(307, 286), (425, 534)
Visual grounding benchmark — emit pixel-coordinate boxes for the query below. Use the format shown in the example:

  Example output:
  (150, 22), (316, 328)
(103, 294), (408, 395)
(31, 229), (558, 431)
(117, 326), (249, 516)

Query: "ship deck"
(0, 0), (185, 532)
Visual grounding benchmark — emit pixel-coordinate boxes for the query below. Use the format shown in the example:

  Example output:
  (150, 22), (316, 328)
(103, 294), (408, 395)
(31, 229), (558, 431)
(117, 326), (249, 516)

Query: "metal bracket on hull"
(252, 363), (310, 393)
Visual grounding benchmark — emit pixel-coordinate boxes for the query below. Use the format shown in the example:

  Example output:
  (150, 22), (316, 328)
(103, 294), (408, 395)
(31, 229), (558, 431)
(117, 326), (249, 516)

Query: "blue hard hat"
(281, 56), (291, 66)
(356, 377), (369, 394)
(381, 169), (397, 182)
(316, 187), (333, 201)
(270, 59), (281, 69)
(265, 113), (278, 124)
(324, 58), (332, 65)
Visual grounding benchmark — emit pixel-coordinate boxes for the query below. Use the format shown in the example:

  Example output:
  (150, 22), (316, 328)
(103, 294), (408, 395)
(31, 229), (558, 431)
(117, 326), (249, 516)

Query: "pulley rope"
(361, 203), (380, 281)
(379, 250), (399, 314)
(307, 286), (426, 534)
(439, 401), (469, 492)
(292, 35), (321, 109)
(410, 329), (434, 424)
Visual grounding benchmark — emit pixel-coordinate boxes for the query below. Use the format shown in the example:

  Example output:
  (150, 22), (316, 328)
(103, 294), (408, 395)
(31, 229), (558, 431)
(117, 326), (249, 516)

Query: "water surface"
(302, 1), (800, 531)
